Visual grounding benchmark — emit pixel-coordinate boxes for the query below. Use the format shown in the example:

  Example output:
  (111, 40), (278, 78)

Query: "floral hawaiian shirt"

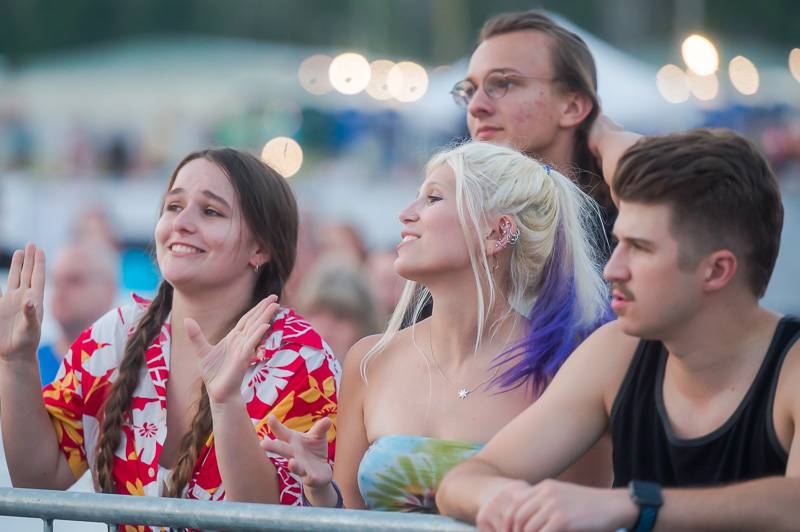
(42, 295), (339, 521)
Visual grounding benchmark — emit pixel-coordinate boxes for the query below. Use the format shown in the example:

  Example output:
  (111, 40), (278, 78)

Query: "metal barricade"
(0, 488), (475, 531)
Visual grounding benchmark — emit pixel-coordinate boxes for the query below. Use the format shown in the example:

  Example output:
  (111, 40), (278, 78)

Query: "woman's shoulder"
(84, 295), (151, 341)
(342, 321), (425, 380)
(64, 296), (152, 376)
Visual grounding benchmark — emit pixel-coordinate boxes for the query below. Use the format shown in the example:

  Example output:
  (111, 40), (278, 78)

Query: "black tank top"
(610, 316), (800, 488)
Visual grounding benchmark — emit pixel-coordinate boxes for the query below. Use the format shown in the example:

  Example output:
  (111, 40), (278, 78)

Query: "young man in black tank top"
(437, 129), (800, 531)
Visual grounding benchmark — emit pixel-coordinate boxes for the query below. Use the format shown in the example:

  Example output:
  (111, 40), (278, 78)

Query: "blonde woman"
(262, 141), (610, 513)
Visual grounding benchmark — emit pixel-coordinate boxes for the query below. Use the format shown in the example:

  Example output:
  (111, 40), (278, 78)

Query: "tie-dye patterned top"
(357, 434), (483, 513)
(42, 295), (340, 523)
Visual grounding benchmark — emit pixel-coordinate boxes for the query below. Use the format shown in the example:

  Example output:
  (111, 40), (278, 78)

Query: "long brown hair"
(93, 148), (298, 496)
(479, 10), (612, 214)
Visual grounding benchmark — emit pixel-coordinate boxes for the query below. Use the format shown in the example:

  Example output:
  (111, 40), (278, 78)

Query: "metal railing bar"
(0, 488), (474, 531)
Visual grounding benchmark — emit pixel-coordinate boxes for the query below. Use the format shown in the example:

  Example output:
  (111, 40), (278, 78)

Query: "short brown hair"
(613, 129), (782, 298)
(479, 11), (609, 212)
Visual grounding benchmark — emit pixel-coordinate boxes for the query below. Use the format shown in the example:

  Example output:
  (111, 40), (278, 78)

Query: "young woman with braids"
(0, 148), (340, 516)
(261, 141), (612, 513)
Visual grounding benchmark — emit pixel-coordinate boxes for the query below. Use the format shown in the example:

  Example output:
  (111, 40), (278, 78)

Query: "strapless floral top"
(357, 434), (483, 513)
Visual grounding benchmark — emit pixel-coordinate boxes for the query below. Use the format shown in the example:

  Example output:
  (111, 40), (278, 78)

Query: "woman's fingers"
(19, 244), (36, 289)
(237, 298), (267, 333)
(260, 437), (295, 459)
(6, 249), (24, 291)
(238, 295), (278, 333)
(266, 414), (297, 442)
(237, 323), (269, 365)
(307, 417), (333, 440)
(31, 248), (46, 299)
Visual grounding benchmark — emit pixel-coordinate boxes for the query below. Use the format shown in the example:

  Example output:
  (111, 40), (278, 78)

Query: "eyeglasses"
(450, 71), (557, 108)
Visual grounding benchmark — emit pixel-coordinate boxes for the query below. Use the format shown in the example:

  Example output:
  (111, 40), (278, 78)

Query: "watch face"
(630, 481), (663, 506)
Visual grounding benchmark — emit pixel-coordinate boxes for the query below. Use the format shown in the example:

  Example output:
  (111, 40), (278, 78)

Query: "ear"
(485, 215), (518, 256)
(700, 249), (738, 293)
(249, 249), (271, 271)
(557, 91), (594, 129)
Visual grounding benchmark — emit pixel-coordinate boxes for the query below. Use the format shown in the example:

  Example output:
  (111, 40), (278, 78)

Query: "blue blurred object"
(120, 247), (160, 293)
(36, 344), (61, 386)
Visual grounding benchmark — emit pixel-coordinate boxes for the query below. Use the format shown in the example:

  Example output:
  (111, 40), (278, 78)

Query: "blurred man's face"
(51, 248), (116, 335)
(465, 31), (565, 157)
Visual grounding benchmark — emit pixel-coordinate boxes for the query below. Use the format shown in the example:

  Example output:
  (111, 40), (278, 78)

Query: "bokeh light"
(386, 61), (428, 102)
(298, 55), (333, 95)
(656, 64), (690, 103)
(329, 53), (371, 95)
(790, 48), (800, 83)
(681, 34), (719, 76)
(366, 60), (395, 101)
(261, 137), (303, 178)
(728, 56), (759, 95)
(687, 71), (719, 101)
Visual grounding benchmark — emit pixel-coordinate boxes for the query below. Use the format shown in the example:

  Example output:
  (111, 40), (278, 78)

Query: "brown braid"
(162, 385), (213, 497)
(93, 282), (173, 493)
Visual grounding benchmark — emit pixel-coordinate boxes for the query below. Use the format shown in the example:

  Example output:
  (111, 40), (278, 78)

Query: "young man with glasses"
(453, 10), (637, 240)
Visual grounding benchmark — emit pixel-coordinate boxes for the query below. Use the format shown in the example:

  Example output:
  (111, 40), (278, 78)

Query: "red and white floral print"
(43, 295), (340, 518)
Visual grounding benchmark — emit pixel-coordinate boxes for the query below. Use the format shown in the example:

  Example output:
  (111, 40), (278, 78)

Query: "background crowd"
(1, 0), (800, 530)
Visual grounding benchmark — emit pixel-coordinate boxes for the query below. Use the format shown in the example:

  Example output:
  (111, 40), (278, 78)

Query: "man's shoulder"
(575, 320), (641, 365)
(562, 320), (642, 411)
(776, 315), (800, 383)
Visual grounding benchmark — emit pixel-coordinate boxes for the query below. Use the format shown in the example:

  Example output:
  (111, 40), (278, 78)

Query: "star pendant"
(457, 388), (469, 399)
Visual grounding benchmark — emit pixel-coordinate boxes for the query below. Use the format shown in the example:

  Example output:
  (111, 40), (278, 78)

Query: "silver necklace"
(427, 325), (500, 399)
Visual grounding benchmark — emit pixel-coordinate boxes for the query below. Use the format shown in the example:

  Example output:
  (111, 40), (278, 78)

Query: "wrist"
(627, 481), (663, 532)
(209, 393), (246, 413)
(302, 478), (342, 508)
(0, 354), (40, 374)
(611, 487), (640, 530)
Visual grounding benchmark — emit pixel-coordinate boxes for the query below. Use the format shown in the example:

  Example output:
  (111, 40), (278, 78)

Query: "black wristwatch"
(628, 480), (662, 532)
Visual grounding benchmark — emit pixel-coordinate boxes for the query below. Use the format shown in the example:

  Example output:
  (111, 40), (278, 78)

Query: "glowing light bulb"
(789, 49), (800, 83)
(387, 61), (429, 102)
(366, 60), (395, 100)
(728, 56), (759, 95)
(681, 34), (719, 76)
(298, 55), (333, 95)
(261, 137), (303, 178)
(687, 71), (719, 101)
(656, 64), (690, 103)
(329, 53), (371, 95)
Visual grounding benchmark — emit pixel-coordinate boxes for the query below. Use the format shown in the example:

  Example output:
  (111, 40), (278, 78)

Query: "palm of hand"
(198, 331), (255, 404)
(0, 290), (42, 358)
(186, 296), (280, 404)
(288, 429), (331, 485)
(263, 416), (334, 488)
(0, 245), (45, 361)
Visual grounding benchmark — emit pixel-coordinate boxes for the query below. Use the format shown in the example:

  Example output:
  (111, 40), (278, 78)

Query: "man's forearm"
(656, 477), (800, 531)
(436, 457), (519, 522)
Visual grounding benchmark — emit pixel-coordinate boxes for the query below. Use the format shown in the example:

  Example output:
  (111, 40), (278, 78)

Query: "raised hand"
(261, 415), (333, 489)
(0, 244), (45, 362)
(186, 295), (280, 404)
